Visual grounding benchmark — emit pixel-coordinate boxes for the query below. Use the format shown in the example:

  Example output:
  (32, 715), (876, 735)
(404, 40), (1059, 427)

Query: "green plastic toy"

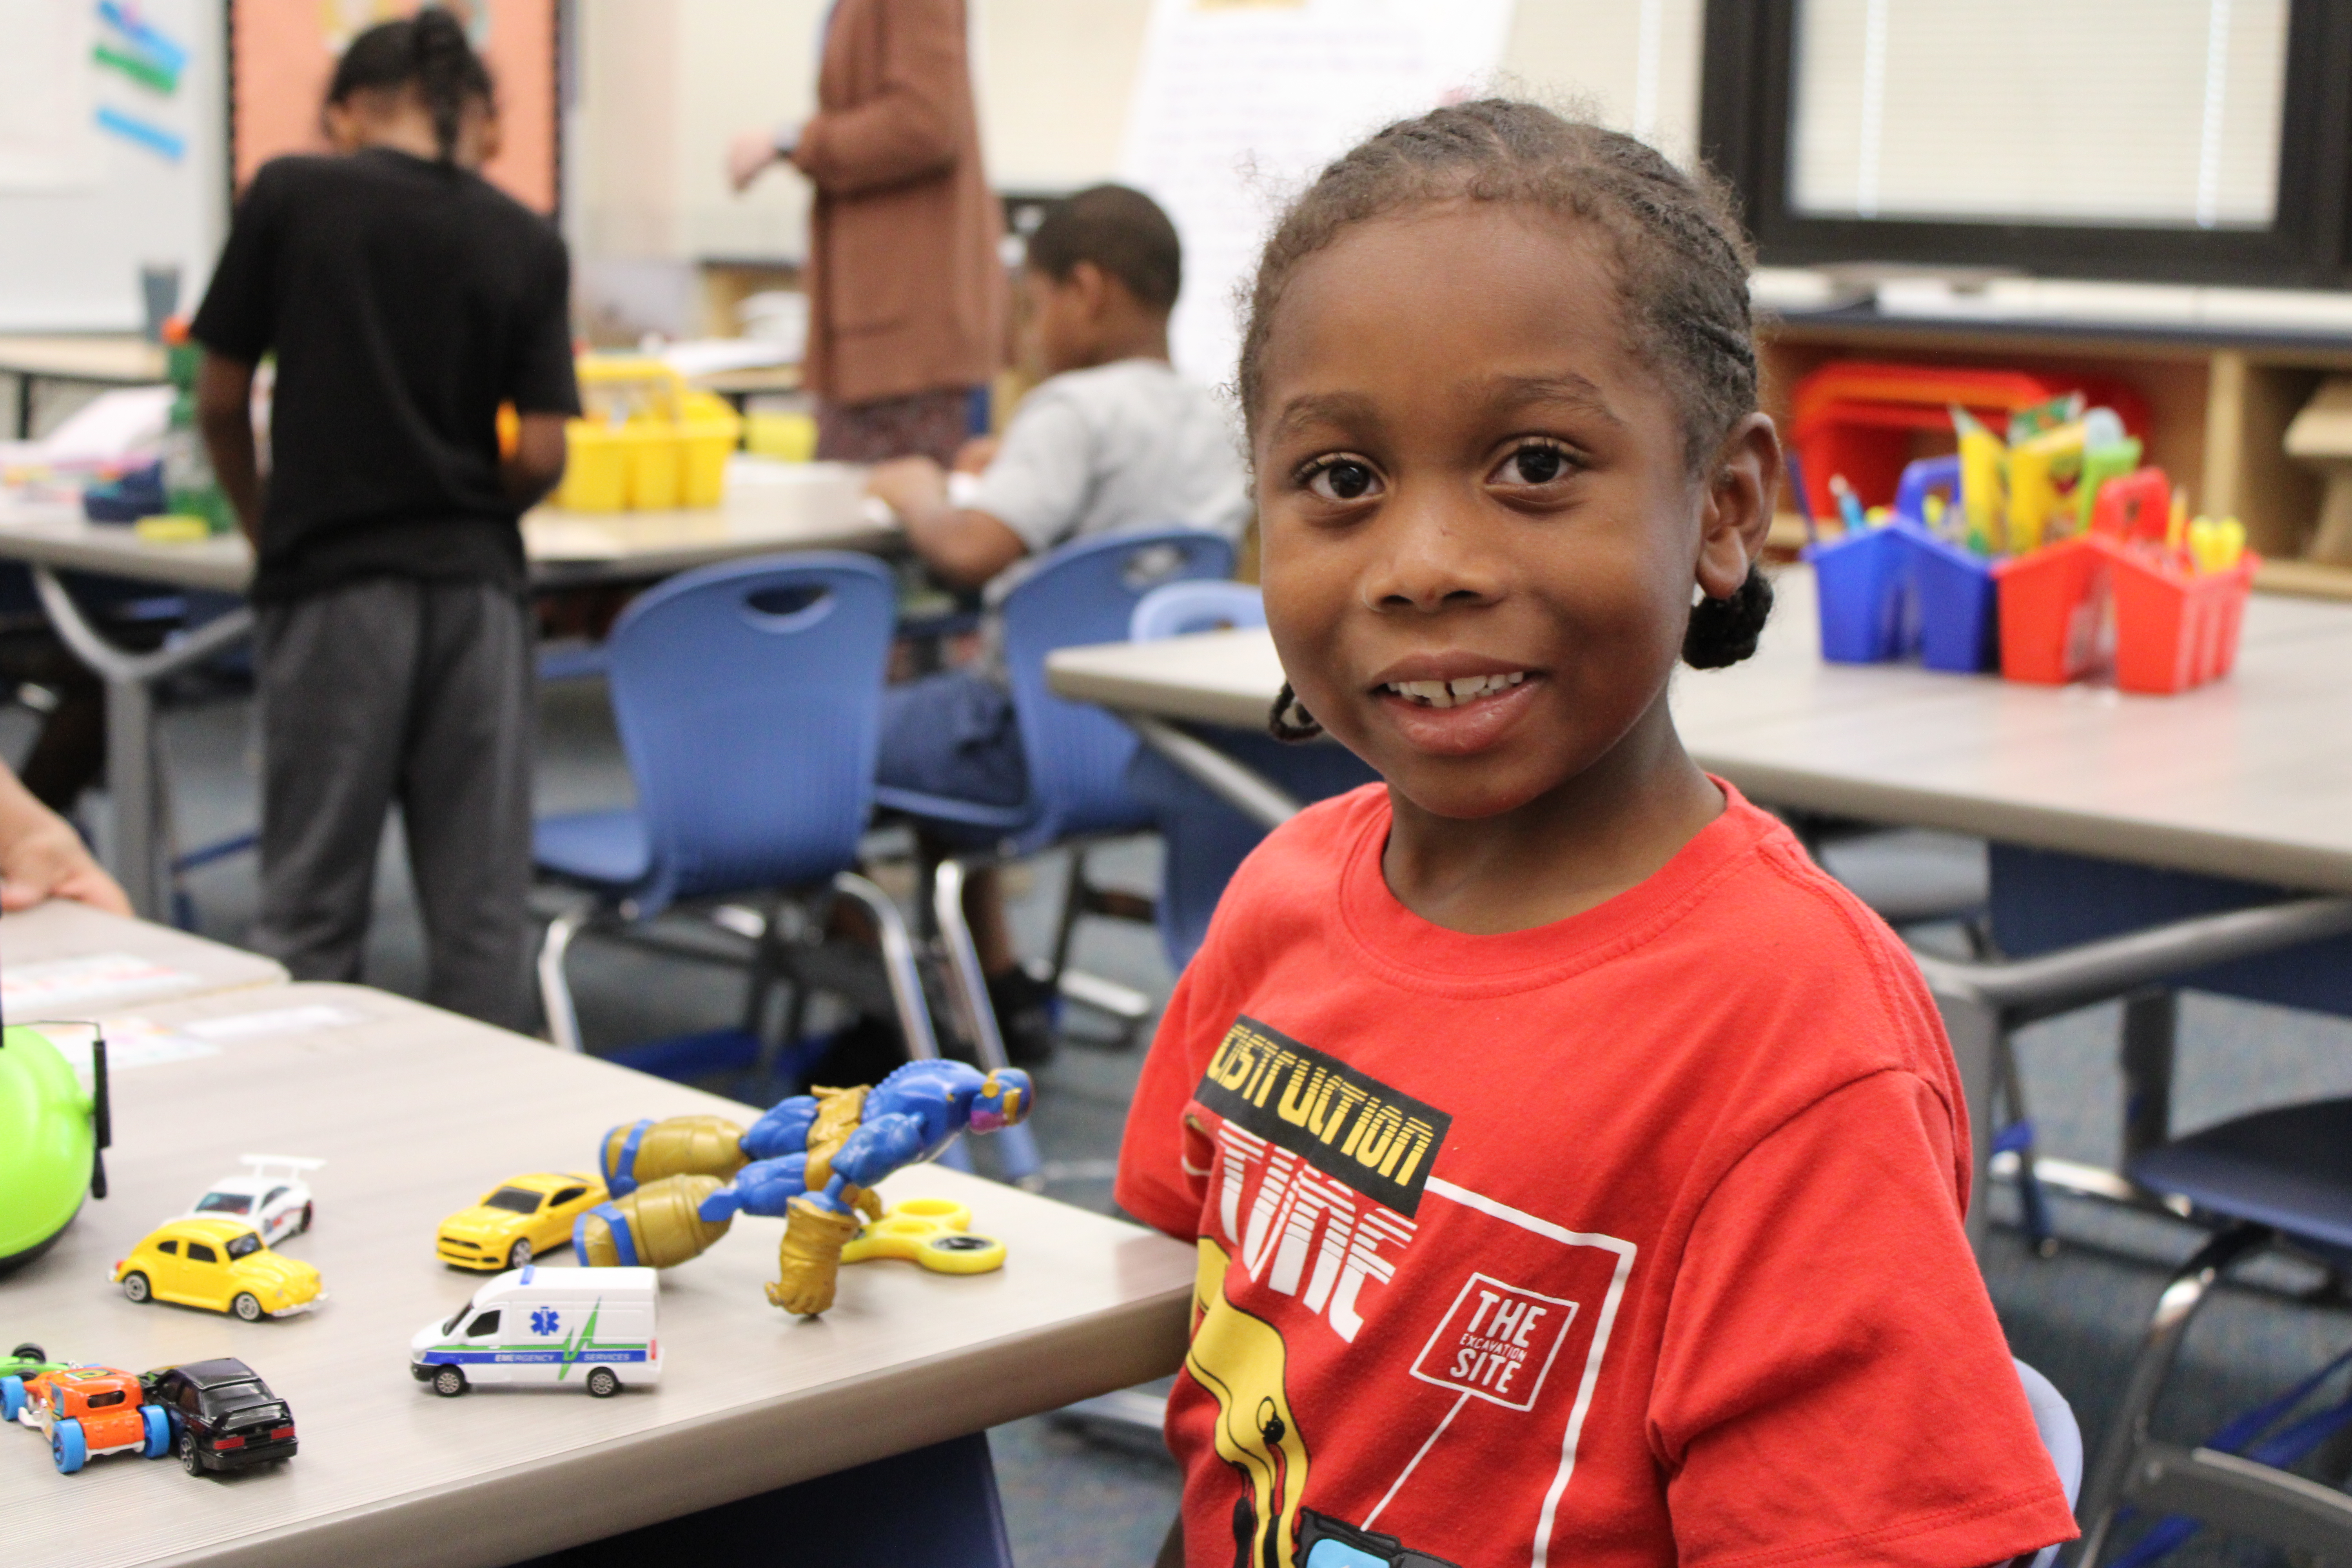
(0, 1026), (111, 1274)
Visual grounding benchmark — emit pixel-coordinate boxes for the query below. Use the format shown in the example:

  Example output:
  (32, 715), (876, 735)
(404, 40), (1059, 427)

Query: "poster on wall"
(230, 0), (557, 212)
(1120, 0), (1516, 387)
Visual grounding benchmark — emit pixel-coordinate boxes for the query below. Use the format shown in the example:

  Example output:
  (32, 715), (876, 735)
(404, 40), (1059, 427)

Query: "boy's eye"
(1491, 441), (1578, 487)
(1305, 458), (1381, 503)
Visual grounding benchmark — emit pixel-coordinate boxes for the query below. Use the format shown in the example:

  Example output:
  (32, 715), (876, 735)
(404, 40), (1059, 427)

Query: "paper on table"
(2, 951), (196, 1012)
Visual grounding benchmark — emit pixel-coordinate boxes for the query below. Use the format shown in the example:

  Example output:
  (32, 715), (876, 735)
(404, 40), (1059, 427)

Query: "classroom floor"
(25, 677), (2352, 1568)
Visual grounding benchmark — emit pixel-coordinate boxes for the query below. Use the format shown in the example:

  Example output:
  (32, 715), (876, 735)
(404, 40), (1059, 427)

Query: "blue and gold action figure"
(575, 1061), (1033, 1315)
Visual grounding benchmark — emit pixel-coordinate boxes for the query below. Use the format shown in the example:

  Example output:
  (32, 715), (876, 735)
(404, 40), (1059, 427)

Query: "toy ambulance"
(409, 1265), (659, 1399)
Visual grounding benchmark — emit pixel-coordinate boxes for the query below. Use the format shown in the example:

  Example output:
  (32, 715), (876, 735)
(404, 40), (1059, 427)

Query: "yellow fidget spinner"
(840, 1197), (1007, 1275)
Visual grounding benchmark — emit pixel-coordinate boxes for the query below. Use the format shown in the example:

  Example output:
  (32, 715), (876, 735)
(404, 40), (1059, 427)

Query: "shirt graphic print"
(1183, 1014), (1634, 1568)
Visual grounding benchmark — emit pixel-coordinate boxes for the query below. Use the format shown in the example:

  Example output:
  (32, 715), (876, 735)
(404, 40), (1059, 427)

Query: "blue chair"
(873, 528), (1233, 1090)
(534, 552), (946, 1090)
(2072, 1099), (2352, 1567)
(1121, 579), (1376, 971)
(1128, 579), (1266, 643)
(2015, 1359), (2083, 1568)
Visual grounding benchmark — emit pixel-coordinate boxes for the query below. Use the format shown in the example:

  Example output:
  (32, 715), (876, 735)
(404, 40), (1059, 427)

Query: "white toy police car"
(181, 1156), (322, 1247)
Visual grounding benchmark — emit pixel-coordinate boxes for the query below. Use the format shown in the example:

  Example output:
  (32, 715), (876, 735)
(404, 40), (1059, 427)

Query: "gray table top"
(0, 464), (897, 595)
(0, 983), (1193, 1568)
(1, 900), (286, 1015)
(1045, 568), (2352, 893)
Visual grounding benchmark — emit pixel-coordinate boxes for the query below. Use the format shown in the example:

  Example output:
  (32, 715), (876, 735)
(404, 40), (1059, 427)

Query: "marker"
(1786, 450), (1817, 544)
(96, 106), (184, 160)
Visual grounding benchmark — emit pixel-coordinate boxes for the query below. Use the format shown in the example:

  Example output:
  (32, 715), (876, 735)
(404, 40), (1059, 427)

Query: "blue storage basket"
(1804, 524), (1914, 663)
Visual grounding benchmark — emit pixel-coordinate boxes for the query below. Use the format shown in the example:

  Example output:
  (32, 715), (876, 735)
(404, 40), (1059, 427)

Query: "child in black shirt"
(192, 8), (577, 1029)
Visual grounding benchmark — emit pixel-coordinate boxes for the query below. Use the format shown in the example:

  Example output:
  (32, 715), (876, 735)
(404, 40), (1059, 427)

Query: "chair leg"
(2072, 1223), (2273, 1568)
(837, 869), (972, 1174)
(831, 871), (942, 1063)
(933, 855), (1044, 1189)
(1047, 848), (1087, 984)
(1996, 1033), (2057, 1255)
(537, 908), (590, 1054)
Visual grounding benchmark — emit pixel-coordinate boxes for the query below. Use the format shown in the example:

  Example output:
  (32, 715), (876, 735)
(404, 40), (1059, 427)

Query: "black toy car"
(142, 1358), (297, 1474)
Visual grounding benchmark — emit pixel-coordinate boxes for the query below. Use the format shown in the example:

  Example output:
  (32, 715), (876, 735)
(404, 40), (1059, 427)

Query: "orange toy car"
(3, 1364), (172, 1474)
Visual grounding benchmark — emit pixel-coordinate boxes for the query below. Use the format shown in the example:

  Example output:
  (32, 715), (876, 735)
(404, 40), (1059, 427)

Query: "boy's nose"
(1361, 490), (1506, 613)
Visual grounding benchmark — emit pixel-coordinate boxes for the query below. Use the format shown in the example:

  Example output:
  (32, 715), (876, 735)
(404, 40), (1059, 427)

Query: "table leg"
(29, 566), (254, 920)
(1933, 985), (2003, 1252)
(103, 665), (159, 916)
(1913, 896), (2352, 1253)
(12, 370), (31, 440)
(1125, 713), (1302, 831)
(2120, 986), (2177, 1165)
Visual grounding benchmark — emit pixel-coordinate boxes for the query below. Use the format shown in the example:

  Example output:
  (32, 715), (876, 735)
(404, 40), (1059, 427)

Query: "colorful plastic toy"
(0, 1025), (111, 1274)
(5, 1364), (171, 1474)
(142, 1358), (296, 1474)
(578, 1060), (1033, 1316)
(409, 1265), (660, 1398)
(183, 1155), (322, 1247)
(2, 1344), (62, 1383)
(114, 1218), (323, 1320)
(840, 1197), (1006, 1275)
(435, 1171), (606, 1271)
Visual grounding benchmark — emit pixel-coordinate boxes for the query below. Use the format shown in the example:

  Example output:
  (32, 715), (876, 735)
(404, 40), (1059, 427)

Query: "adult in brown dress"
(728, 0), (1004, 465)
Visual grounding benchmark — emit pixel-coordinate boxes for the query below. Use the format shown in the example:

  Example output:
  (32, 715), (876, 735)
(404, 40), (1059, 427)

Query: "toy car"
(113, 1218), (323, 1320)
(2, 1344), (62, 1382)
(142, 1358), (296, 1474)
(4, 1364), (171, 1474)
(436, 1172), (605, 1271)
(410, 1265), (659, 1397)
(182, 1156), (321, 1247)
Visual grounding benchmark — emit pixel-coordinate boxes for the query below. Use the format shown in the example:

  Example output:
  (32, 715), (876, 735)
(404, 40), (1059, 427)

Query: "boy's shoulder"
(1023, 358), (1221, 423)
(1212, 782), (1945, 1073)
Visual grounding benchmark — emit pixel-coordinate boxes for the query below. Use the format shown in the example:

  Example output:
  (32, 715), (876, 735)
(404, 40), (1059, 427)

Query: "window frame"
(1699, 0), (2352, 287)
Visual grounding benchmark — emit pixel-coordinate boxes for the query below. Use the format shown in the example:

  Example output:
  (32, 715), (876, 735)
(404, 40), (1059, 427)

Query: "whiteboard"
(1118, 0), (1516, 388)
(0, 0), (227, 332)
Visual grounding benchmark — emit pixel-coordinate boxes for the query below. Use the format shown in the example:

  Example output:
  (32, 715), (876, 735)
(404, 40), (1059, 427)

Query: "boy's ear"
(1067, 260), (1114, 319)
(1696, 412), (1781, 600)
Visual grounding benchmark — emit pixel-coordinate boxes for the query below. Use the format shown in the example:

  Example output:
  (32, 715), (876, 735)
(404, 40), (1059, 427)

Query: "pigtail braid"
(1683, 565), (1773, 670)
(409, 7), (488, 163)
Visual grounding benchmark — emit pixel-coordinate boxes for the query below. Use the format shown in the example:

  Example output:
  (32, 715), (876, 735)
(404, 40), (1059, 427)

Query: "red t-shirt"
(1116, 782), (2076, 1568)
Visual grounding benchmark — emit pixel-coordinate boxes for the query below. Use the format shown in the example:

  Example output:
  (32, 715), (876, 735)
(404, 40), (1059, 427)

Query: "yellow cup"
(745, 411), (818, 463)
(558, 420), (628, 512)
(622, 422), (682, 511)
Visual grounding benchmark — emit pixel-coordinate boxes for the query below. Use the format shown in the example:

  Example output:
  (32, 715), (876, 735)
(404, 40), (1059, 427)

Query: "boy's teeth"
(1386, 671), (1527, 707)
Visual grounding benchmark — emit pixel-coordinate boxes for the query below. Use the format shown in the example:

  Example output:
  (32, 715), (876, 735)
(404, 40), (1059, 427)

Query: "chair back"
(604, 552), (896, 912)
(999, 528), (1234, 848)
(1129, 579), (1265, 641)
(2014, 1358), (2083, 1568)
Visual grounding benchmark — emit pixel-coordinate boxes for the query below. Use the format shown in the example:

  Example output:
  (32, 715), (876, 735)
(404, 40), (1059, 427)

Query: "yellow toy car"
(436, 1172), (605, 1271)
(113, 1219), (323, 1321)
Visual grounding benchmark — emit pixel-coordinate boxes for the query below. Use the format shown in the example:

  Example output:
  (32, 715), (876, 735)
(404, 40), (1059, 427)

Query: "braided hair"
(1244, 101), (1772, 739)
(327, 6), (494, 165)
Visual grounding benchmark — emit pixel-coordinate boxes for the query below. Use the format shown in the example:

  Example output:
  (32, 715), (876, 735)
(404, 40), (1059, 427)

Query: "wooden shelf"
(1759, 314), (2352, 581)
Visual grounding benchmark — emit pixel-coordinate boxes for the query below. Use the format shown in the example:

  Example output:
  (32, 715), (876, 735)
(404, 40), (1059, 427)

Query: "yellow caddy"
(114, 1218), (323, 1321)
(437, 1172), (606, 1271)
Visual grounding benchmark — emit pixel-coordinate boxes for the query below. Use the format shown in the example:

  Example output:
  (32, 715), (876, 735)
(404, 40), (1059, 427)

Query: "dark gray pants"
(253, 577), (535, 1031)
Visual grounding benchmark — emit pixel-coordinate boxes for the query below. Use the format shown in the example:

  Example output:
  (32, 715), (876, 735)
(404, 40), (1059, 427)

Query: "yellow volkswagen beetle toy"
(113, 1219), (324, 1321)
(437, 1172), (606, 1271)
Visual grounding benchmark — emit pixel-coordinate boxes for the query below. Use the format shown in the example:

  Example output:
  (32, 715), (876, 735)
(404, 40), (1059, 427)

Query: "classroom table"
(1045, 569), (2352, 1241)
(0, 896), (287, 1016)
(0, 334), (166, 440)
(0, 981), (1196, 1568)
(0, 463), (897, 917)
